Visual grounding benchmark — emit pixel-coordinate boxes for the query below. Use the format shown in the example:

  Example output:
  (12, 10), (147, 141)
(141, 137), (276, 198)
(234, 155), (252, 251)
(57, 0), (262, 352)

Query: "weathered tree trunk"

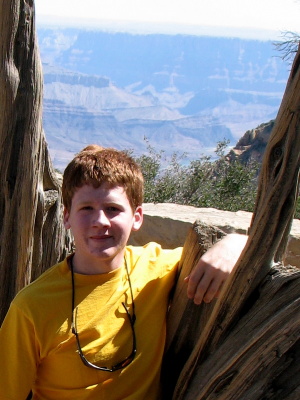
(0, 0), (70, 324)
(163, 44), (300, 399)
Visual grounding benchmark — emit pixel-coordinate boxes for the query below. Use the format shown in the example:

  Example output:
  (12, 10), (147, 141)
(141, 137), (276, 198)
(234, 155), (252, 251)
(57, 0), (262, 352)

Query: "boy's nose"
(93, 210), (110, 227)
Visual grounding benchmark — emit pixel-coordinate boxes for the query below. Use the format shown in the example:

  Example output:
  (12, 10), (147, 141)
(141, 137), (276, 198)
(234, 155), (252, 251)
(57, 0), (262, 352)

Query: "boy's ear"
(132, 206), (143, 232)
(63, 207), (71, 230)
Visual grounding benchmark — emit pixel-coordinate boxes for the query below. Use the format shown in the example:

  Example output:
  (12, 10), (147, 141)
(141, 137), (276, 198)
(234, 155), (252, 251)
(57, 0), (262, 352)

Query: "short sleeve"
(0, 302), (39, 399)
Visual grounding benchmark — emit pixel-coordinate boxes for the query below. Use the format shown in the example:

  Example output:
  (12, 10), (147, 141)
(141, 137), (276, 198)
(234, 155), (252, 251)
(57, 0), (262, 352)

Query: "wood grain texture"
(0, 0), (71, 323)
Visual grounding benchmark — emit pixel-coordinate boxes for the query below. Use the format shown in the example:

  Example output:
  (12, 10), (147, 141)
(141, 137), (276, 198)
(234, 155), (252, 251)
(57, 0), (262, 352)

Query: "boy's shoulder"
(126, 242), (183, 268)
(12, 258), (69, 309)
(127, 241), (182, 255)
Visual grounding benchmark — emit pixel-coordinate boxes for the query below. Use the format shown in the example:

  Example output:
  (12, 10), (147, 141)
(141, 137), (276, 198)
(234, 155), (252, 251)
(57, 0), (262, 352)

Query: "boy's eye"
(81, 206), (93, 211)
(106, 206), (120, 212)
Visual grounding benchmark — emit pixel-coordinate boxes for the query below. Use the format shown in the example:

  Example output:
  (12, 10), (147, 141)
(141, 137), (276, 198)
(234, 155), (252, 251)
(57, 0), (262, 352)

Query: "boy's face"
(63, 183), (143, 273)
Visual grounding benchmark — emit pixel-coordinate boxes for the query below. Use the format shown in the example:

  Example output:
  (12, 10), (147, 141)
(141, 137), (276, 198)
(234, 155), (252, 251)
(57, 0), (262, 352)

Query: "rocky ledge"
(129, 203), (300, 268)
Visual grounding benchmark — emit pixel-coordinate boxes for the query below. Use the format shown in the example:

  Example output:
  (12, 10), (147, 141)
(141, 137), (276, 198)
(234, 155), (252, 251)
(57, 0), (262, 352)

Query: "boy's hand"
(184, 233), (248, 305)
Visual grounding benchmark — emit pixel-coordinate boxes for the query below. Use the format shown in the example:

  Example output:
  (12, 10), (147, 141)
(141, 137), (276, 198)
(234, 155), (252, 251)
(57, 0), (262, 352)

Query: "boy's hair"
(62, 145), (144, 211)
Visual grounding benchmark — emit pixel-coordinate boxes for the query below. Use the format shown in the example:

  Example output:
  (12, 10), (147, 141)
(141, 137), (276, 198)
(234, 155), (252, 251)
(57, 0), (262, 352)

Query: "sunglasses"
(70, 257), (136, 372)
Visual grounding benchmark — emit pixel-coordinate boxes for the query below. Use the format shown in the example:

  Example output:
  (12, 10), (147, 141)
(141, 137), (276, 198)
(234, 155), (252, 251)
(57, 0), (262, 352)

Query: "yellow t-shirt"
(0, 243), (182, 400)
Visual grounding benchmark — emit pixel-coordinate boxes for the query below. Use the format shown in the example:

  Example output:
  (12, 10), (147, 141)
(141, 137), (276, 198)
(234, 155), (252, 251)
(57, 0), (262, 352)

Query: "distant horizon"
(35, 0), (300, 42)
(37, 15), (284, 42)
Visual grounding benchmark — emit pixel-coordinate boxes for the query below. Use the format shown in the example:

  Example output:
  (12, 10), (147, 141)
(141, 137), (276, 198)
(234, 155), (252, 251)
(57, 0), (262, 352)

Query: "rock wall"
(129, 203), (300, 268)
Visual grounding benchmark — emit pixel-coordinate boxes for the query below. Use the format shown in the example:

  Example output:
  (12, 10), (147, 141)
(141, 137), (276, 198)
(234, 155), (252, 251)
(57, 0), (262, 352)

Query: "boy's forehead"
(72, 183), (128, 201)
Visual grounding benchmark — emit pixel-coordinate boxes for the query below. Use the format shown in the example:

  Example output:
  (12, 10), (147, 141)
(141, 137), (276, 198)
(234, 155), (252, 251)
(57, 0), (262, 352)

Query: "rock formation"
(229, 120), (275, 164)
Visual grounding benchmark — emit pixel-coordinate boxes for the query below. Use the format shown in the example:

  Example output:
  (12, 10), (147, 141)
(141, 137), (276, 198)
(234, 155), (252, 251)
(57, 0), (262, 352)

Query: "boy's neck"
(71, 251), (125, 275)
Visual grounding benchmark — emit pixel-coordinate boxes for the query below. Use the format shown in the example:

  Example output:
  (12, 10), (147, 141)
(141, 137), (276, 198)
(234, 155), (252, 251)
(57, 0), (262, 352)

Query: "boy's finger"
(189, 273), (213, 305)
(187, 272), (226, 304)
(185, 269), (205, 300)
(202, 278), (224, 303)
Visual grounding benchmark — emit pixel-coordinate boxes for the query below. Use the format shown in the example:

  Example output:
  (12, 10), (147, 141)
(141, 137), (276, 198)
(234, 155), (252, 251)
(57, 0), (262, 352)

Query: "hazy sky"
(35, 0), (300, 39)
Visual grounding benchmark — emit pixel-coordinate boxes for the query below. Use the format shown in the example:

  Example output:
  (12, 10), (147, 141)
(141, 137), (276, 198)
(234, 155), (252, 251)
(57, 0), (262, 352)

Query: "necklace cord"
(70, 256), (135, 330)
(69, 254), (136, 371)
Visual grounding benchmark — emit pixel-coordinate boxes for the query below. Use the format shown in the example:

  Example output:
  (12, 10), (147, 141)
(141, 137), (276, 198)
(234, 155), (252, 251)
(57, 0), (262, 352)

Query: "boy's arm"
(0, 302), (38, 399)
(185, 233), (248, 305)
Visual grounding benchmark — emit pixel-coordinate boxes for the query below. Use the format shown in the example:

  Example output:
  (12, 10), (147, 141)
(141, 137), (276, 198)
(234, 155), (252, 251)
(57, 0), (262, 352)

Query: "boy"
(0, 145), (246, 399)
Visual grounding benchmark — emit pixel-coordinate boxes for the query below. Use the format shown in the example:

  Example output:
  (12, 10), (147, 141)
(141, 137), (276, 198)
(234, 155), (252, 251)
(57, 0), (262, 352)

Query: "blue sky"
(35, 0), (300, 39)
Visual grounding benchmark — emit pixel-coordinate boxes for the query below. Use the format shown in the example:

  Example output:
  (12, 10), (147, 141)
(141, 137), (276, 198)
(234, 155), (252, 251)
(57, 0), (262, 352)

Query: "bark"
(0, 0), (71, 324)
(162, 222), (226, 397)
(163, 223), (300, 399)
(163, 44), (300, 399)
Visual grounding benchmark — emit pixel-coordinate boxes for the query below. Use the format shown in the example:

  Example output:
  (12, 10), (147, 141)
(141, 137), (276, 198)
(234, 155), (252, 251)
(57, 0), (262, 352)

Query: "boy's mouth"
(90, 234), (113, 241)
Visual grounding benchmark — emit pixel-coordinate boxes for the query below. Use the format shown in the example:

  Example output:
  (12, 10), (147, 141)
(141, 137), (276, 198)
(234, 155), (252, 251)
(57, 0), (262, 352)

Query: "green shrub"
(135, 139), (260, 213)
